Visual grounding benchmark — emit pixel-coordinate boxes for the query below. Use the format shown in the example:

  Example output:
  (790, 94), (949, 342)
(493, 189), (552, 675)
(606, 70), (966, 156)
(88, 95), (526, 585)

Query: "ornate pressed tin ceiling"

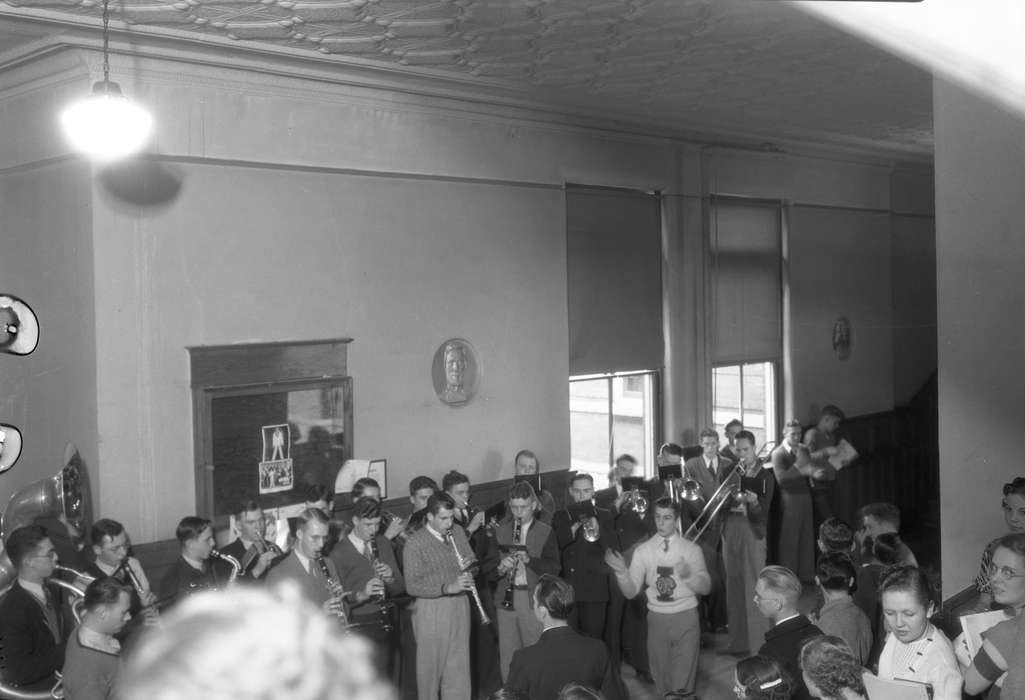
(0, 0), (934, 154)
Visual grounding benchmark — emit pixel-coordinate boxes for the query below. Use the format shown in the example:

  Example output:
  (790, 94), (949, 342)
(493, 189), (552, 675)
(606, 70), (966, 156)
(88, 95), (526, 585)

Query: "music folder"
(740, 475), (766, 495)
(657, 464), (682, 481)
(567, 500), (597, 521)
(620, 476), (647, 495)
(485, 501), (507, 524)
(514, 472), (543, 494)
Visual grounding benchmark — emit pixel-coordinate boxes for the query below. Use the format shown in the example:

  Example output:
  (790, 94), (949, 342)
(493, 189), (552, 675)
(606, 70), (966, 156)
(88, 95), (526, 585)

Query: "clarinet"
(501, 517), (522, 610)
(448, 532), (491, 625)
(316, 556), (349, 626)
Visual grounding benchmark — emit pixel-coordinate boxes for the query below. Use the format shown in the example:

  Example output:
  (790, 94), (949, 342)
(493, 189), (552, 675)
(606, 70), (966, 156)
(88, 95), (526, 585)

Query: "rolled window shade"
(711, 203), (782, 364)
(566, 186), (663, 376)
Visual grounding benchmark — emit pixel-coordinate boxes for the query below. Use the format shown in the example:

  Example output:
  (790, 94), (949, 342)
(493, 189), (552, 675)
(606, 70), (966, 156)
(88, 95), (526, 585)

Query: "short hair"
(352, 478), (380, 499)
(534, 574), (575, 620)
(442, 470), (470, 492)
(614, 454), (638, 467)
(821, 405), (845, 421)
(488, 689), (530, 700)
(350, 497), (382, 521)
(993, 532), (1025, 561)
(653, 497), (679, 516)
(735, 429), (757, 446)
(235, 500), (263, 520)
(879, 564), (936, 608)
(426, 493), (456, 516)
(176, 517), (211, 545)
(860, 502), (901, 530)
(569, 472), (594, 487)
(816, 552), (858, 593)
(799, 636), (865, 699)
(409, 476), (439, 496)
(508, 481), (537, 502)
(819, 518), (854, 553)
(1004, 478), (1025, 497)
(863, 532), (902, 566)
(305, 484), (333, 505)
(784, 419), (802, 431)
(736, 654), (792, 700)
(659, 443), (685, 458)
(556, 684), (605, 700)
(4, 524), (49, 569)
(90, 518), (126, 547)
(698, 428), (719, 441)
(84, 576), (131, 613)
(725, 419), (743, 432)
(757, 565), (802, 604)
(514, 449), (538, 467)
(296, 508), (330, 532)
(118, 583), (393, 700)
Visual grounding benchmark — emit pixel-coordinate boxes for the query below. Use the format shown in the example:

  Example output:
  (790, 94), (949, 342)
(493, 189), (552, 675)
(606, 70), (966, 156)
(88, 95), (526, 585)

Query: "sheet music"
(829, 438), (859, 471)
(960, 609), (1012, 657)
(864, 673), (931, 700)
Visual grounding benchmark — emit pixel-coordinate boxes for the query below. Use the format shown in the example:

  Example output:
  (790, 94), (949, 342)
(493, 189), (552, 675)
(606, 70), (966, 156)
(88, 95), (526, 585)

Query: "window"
(712, 362), (777, 450)
(569, 371), (658, 486)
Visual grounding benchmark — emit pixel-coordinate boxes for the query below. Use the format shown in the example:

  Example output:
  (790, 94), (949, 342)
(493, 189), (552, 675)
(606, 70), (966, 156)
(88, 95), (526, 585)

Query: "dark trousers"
(699, 541), (727, 631)
(398, 603), (417, 700)
(471, 581), (501, 697)
(622, 595), (650, 674)
(350, 611), (396, 680)
(811, 482), (835, 532)
(569, 600), (607, 640)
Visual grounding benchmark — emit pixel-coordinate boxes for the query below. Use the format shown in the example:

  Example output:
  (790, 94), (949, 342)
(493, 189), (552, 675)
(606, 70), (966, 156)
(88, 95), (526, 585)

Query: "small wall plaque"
(432, 338), (480, 406)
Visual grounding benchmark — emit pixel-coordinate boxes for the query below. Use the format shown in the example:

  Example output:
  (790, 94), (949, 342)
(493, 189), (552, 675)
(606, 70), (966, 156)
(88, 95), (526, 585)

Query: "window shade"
(566, 186), (663, 376)
(710, 202), (782, 364)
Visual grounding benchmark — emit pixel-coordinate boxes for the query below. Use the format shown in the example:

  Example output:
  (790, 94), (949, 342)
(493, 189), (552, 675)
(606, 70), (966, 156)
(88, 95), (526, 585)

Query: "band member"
(484, 481), (560, 681)
(160, 516), (221, 607)
(403, 493), (477, 700)
(288, 484), (335, 543)
(770, 421), (816, 582)
(722, 430), (776, 655)
(330, 497), (405, 677)
(0, 525), (67, 687)
(266, 508), (353, 619)
(513, 449), (555, 524)
(87, 518), (158, 626)
(721, 419), (744, 463)
(219, 501), (284, 581)
(683, 428), (732, 632)
(61, 577), (132, 700)
(507, 575), (614, 700)
(804, 404), (845, 526)
(552, 472), (618, 639)
(596, 454), (637, 508)
(352, 477), (408, 541)
(444, 469), (499, 696)
(605, 498), (710, 696)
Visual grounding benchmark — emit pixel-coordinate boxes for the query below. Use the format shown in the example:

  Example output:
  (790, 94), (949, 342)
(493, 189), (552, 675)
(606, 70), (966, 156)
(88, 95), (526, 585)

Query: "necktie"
(662, 538), (670, 552)
(708, 459), (715, 477)
(364, 542), (374, 562)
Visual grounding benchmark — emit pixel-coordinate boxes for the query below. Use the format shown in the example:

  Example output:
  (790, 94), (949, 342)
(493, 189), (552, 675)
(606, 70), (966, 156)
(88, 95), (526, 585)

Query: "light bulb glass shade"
(60, 81), (153, 161)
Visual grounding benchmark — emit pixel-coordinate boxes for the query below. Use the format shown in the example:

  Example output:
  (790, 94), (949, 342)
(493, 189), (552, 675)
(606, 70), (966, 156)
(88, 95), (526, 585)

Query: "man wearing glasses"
(86, 518), (159, 627)
(0, 524), (67, 688)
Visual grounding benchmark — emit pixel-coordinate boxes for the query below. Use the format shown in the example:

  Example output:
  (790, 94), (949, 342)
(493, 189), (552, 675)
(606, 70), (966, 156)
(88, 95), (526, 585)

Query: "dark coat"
(758, 614), (823, 700)
(482, 518), (560, 596)
(552, 507), (618, 603)
(507, 625), (612, 700)
(159, 556), (217, 608)
(0, 581), (66, 686)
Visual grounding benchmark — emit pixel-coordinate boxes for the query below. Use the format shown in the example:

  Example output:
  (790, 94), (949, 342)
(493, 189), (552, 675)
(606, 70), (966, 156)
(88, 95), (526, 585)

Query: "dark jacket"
(759, 614), (823, 700)
(508, 625), (612, 700)
(0, 581), (66, 686)
(482, 518), (560, 597)
(159, 556), (217, 608)
(552, 507), (618, 602)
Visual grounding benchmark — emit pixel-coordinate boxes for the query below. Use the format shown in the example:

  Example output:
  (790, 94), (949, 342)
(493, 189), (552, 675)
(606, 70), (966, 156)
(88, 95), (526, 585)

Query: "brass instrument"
(447, 532), (491, 625)
(622, 487), (648, 517)
(682, 463), (742, 542)
(241, 536), (284, 575)
(52, 563), (94, 625)
(118, 558), (160, 624)
(316, 555), (349, 626)
(501, 518), (522, 611)
(210, 549), (242, 586)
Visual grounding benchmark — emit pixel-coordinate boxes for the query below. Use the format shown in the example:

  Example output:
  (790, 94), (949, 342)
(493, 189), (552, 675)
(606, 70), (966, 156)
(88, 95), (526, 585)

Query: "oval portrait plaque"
(432, 338), (480, 407)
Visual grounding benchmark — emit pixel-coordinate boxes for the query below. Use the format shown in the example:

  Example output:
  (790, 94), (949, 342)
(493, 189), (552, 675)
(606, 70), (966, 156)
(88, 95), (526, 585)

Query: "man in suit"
(770, 421), (816, 583)
(86, 518), (159, 629)
(683, 427), (733, 633)
(0, 524), (67, 688)
(595, 453), (638, 509)
(552, 471), (618, 639)
(159, 516), (221, 608)
(483, 481), (560, 681)
(329, 496), (404, 677)
(266, 507), (367, 621)
(507, 575), (614, 700)
(219, 501), (284, 582)
(755, 566), (823, 700)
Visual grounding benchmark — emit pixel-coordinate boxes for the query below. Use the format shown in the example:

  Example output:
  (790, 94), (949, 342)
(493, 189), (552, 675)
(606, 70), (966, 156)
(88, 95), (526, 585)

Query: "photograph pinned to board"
(334, 458), (388, 499)
(259, 423), (294, 494)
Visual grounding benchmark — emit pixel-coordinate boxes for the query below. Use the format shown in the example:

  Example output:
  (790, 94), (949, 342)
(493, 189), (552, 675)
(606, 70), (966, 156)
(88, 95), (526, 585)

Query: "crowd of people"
(2, 408), (1025, 700)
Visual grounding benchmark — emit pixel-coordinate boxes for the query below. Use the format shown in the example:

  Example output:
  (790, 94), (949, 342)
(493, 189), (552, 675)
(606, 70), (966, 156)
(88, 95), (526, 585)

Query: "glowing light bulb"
(60, 81), (153, 161)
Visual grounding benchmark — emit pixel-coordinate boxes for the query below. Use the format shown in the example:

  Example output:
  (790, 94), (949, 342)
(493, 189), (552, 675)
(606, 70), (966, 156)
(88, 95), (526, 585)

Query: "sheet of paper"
(829, 438), (859, 470)
(864, 673), (931, 700)
(960, 609), (1013, 657)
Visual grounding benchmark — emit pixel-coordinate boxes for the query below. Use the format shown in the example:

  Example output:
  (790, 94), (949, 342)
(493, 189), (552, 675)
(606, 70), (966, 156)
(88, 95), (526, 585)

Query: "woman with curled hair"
(973, 478), (1025, 612)
(799, 636), (867, 700)
(556, 683), (605, 700)
(876, 565), (961, 700)
(734, 655), (792, 700)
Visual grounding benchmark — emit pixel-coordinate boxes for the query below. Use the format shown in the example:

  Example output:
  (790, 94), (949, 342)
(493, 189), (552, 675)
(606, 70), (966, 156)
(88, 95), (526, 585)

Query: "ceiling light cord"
(101, 0), (110, 86)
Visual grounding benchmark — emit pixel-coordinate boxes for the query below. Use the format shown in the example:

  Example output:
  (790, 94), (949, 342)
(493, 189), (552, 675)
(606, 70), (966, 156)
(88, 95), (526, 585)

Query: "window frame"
(711, 359), (780, 449)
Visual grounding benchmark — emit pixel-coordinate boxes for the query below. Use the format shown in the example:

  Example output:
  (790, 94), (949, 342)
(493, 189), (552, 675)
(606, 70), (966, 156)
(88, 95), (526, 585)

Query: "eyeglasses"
(988, 564), (1025, 581)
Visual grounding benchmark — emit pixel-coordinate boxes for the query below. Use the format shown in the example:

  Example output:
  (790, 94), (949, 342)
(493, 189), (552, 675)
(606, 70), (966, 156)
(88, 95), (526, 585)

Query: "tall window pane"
(713, 362), (777, 450)
(569, 378), (611, 482)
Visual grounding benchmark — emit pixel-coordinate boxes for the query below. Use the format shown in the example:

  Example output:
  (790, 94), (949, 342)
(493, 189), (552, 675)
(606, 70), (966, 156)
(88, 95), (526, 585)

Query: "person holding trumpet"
(403, 492), (479, 700)
(219, 501), (284, 582)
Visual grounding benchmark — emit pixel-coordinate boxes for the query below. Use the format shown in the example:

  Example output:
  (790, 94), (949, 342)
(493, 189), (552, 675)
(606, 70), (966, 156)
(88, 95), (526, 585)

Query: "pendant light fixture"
(60, 0), (153, 161)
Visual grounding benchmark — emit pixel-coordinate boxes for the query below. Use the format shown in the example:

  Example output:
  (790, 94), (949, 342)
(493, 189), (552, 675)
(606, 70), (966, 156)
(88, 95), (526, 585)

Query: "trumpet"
(501, 518), (522, 610)
(447, 532), (491, 625)
(621, 488), (648, 517)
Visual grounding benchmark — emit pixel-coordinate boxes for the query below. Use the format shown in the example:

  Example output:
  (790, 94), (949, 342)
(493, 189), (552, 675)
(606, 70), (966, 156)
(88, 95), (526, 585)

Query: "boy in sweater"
(605, 497), (710, 695)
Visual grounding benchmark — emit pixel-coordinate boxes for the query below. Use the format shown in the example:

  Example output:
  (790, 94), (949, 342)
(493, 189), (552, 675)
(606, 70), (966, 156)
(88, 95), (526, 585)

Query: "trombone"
(681, 466), (742, 542)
